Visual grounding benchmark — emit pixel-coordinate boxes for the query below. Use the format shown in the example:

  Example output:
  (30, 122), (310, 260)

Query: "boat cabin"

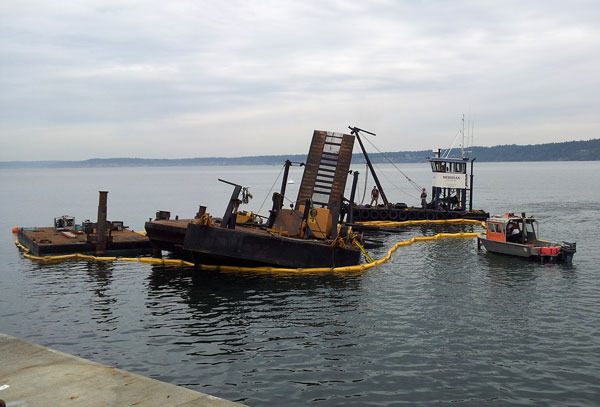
(485, 213), (538, 244)
(427, 151), (474, 211)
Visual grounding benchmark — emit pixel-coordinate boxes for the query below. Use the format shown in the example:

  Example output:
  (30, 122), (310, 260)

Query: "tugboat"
(477, 212), (576, 264)
(145, 130), (363, 268)
(346, 126), (489, 223)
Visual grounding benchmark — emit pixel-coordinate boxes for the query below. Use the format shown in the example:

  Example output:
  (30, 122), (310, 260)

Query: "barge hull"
(183, 223), (361, 268)
(143, 219), (189, 256)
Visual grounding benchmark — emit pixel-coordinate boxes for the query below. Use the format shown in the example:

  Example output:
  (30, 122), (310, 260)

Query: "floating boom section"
(295, 130), (355, 212)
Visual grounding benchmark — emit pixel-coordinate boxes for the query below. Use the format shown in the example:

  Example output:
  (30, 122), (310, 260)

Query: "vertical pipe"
(469, 159), (475, 211)
(301, 199), (312, 239)
(96, 191), (108, 255)
(221, 185), (242, 229)
(280, 160), (291, 204)
(348, 171), (359, 223)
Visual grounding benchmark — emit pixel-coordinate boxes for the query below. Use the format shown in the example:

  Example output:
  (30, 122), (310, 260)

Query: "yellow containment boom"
(15, 219), (484, 274)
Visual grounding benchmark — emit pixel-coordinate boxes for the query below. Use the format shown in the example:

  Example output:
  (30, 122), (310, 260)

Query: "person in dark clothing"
(370, 186), (380, 206)
(420, 188), (428, 208)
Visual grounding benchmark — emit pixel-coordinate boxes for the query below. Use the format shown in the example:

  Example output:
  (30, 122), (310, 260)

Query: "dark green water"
(1, 162), (599, 405)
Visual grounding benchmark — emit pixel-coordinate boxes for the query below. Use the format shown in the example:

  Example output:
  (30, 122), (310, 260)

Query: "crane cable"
(257, 163), (285, 214)
(362, 136), (423, 193)
(360, 164), (368, 204)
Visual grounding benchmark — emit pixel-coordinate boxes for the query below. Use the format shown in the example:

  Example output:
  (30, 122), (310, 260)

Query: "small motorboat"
(477, 212), (576, 264)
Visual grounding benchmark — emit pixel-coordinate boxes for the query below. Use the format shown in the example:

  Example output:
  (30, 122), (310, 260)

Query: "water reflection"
(480, 251), (577, 286)
(142, 266), (370, 399)
(84, 261), (115, 295)
(146, 266), (364, 316)
(83, 261), (117, 328)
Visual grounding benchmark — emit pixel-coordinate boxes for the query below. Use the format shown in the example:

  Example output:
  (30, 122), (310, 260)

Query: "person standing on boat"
(370, 186), (380, 206)
(420, 188), (428, 208)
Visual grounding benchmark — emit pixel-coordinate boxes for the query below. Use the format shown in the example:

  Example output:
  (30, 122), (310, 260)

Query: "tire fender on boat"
(379, 209), (389, 221)
(359, 208), (370, 221)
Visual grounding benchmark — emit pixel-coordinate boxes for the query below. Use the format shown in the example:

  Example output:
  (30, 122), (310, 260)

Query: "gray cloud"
(1, 0), (599, 160)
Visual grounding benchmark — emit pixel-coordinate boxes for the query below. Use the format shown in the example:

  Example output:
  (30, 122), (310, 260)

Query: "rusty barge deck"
(15, 191), (152, 258)
(16, 227), (151, 257)
(145, 218), (361, 268)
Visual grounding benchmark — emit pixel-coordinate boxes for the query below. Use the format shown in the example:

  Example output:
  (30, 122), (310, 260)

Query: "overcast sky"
(1, 1), (599, 161)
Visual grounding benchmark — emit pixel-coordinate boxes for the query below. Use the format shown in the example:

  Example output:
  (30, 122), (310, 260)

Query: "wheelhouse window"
(525, 222), (536, 235)
(489, 223), (504, 233)
(431, 161), (445, 172)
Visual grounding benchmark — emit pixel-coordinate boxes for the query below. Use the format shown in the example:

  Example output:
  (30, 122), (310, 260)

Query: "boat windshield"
(525, 220), (537, 240)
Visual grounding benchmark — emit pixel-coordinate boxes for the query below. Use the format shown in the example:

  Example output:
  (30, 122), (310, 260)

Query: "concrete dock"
(0, 333), (244, 407)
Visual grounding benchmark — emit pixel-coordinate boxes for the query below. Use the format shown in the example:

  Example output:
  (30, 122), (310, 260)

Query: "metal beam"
(349, 126), (389, 206)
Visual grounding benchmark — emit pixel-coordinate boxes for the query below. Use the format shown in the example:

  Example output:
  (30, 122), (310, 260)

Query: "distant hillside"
(1, 138), (598, 168)
(376, 138), (600, 164)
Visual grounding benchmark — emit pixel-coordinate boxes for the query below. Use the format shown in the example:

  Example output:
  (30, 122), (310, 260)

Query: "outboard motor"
(560, 241), (577, 265)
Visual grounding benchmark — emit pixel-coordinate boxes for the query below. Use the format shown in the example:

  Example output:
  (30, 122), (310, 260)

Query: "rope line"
(257, 163), (285, 214)
(363, 136), (423, 192)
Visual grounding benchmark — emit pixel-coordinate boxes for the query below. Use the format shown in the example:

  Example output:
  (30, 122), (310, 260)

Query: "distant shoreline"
(1, 138), (598, 169)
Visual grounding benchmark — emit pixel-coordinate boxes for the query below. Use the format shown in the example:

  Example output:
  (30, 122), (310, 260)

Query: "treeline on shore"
(2, 138), (598, 168)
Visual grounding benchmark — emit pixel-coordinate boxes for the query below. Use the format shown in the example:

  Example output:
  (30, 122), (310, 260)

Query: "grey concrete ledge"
(0, 333), (245, 407)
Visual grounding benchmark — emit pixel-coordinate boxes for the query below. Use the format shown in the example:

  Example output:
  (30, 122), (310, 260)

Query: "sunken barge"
(145, 130), (363, 268)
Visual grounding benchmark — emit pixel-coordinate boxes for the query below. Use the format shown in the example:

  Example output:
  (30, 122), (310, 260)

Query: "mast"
(348, 126), (389, 206)
(469, 158), (475, 211)
(461, 113), (465, 158)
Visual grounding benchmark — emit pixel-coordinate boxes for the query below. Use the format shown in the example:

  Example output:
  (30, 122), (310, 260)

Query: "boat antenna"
(442, 129), (461, 158)
(461, 113), (465, 158)
(348, 126), (389, 206)
(471, 119), (475, 150)
(444, 114), (475, 158)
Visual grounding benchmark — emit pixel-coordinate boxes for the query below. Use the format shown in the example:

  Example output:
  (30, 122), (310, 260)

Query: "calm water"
(1, 162), (599, 405)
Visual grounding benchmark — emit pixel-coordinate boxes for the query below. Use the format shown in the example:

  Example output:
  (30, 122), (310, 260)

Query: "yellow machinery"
(236, 210), (259, 225)
(297, 205), (332, 239)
